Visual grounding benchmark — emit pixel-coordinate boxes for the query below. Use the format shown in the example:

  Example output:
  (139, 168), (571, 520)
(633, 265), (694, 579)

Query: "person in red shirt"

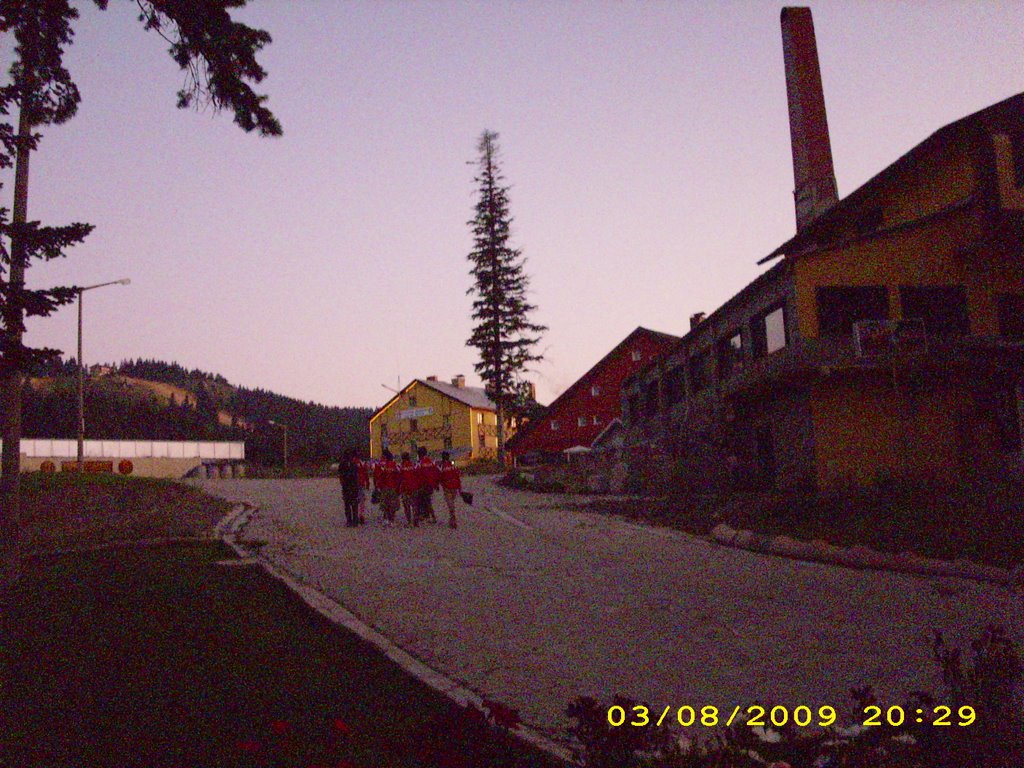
(399, 452), (420, 527)
(373, 449), (401, 526)
(415, 447), (440, 524)
(438, 451), (462, 529)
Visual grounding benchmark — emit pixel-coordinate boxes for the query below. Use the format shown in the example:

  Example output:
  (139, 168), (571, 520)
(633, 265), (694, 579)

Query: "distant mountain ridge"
(17, 357), (372, 466)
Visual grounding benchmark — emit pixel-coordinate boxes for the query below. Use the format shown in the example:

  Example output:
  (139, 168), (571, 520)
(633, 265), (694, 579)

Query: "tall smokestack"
(781, 7), (838, 231)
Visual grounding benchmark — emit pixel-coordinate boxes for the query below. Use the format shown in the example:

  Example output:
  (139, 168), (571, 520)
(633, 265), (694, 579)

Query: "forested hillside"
(16, 357), (372, 467)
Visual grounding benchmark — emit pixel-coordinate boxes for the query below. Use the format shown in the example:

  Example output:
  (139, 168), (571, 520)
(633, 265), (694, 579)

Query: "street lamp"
(268, 420), (288, 472)
(76, 278), (131, 470)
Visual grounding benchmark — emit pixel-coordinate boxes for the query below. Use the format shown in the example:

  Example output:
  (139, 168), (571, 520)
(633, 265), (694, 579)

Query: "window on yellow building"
(817, 286), (889, 337)
(900, 286), (969, 336)
(410, 419), (418, 432)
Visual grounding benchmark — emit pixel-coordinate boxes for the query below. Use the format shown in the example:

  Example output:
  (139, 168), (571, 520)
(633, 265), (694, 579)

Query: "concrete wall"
(21, 455), (205, 479)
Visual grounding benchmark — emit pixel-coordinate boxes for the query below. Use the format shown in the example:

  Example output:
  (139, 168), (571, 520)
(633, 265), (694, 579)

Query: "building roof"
(418, 378), (496, 410)
(759, 91), (1024, 265)
(370, 377), (496, 422)
(507, 326), (678, 449)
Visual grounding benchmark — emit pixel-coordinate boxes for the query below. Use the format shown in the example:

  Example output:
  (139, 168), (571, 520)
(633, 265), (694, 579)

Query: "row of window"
(816, 285), (1024, 339)
(549, 415), (603, 431)
(626, 304), (790, 419)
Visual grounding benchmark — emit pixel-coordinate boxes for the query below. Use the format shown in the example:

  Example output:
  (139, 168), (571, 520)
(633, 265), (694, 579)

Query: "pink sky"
(9, 1), (1024, 409)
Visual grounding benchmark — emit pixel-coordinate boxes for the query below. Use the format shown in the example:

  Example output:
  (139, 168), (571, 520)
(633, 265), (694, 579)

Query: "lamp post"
(268, 420), (288, 472)
(76, 278), (131, 470)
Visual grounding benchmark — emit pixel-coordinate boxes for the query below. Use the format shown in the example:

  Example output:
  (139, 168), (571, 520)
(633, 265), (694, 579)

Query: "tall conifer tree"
(466, 130), (545, 462)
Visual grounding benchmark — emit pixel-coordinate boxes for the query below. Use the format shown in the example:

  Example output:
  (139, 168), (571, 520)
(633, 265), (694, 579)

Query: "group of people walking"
(338, 447), (463, 529)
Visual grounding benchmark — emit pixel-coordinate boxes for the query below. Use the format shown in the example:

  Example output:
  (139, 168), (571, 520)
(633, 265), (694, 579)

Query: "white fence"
(1, 439), (245, 460)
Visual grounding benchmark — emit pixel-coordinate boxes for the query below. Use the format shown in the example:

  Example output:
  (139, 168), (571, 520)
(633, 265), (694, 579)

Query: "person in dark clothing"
(338, 448), (361, 527)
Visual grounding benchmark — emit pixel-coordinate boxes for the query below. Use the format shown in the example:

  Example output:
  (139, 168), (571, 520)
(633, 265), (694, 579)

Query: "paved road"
(200, 477), (1010, 742)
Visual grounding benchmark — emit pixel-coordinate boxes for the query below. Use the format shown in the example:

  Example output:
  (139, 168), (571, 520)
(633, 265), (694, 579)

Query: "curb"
(709, 523), (1010, 586)
(216, 502), (578, 766)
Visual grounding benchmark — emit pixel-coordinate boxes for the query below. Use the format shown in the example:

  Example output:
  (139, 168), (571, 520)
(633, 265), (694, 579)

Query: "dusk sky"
(8, 1), (1024, 409)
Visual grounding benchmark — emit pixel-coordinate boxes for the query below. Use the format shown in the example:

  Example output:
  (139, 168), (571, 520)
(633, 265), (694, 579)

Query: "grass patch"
(19, 472), (231, 553)
(2, 541), (563, 768)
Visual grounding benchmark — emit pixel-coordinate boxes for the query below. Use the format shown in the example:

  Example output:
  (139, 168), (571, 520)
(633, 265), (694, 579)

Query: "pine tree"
(466, 130), (545, 462)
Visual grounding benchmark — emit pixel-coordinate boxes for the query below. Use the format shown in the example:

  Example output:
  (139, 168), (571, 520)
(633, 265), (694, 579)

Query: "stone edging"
(709, 523), (1010, 585)
(216, 502), (578, 766)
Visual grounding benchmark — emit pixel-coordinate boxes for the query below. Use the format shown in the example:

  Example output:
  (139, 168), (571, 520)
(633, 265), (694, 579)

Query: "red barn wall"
(512, 331), (677, 455)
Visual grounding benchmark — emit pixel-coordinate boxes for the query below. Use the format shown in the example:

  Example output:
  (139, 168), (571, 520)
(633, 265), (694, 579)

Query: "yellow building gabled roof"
(370, 378), (496, 422)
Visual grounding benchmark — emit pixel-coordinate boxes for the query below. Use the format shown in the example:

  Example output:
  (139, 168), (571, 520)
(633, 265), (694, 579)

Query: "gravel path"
(199, 476), (1010, 742)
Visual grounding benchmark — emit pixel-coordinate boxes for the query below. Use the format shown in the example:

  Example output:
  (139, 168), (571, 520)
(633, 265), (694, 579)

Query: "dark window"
(716, 331), (744, 378)
(409, 396), (417, 407)
(644, 379), (659, 416)
(817, 286), (889, 336)
(899, 286), (969, 335)
(443, 437), (452, 450)
(665, 366), (685, 406)
(997, 294), (1024, 340)
(688, 351), (709, 393)
(409, 419), (418, 432)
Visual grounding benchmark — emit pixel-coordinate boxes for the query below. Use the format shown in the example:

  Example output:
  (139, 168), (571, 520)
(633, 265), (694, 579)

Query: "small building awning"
(563, 445), (592, 455)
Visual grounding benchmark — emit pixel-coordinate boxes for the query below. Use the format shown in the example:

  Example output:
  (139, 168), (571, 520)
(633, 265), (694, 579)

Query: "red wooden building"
(507, 327), (678, 460)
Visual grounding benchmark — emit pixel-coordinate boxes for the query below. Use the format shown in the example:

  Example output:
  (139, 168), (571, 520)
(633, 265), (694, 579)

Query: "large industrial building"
(620, 7), (1024, 490)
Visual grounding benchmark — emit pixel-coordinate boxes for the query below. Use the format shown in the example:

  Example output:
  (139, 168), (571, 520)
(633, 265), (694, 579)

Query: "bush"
(462, 459), (508, 476)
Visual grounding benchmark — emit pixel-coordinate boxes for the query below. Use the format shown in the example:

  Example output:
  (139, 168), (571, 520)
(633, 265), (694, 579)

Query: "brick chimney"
(781, 7), (838, 231)
(451, 374), (466, 388)
(426, 375), (438, 382)
(689, 312), (706, 329)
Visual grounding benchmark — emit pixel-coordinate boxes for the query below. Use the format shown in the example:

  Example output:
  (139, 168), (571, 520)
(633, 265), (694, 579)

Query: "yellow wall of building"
(794, 139), (1024, 487)
(810, 378), (967, 488)
(369, 382), (509, 461)
(794, 141), (1024, 340)
(370, 382), (466, 458)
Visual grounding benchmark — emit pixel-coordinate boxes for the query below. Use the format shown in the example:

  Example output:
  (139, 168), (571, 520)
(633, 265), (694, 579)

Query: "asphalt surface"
(199, 476), (1011, 743)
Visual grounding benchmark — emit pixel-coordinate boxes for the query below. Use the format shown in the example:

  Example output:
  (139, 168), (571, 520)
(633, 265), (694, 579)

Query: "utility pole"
(75, 279), (131, 469)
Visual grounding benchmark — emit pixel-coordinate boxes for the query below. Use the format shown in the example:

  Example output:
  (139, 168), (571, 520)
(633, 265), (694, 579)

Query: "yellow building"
(369, 375), (511, 462)
(623, 93), (1024, 490)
